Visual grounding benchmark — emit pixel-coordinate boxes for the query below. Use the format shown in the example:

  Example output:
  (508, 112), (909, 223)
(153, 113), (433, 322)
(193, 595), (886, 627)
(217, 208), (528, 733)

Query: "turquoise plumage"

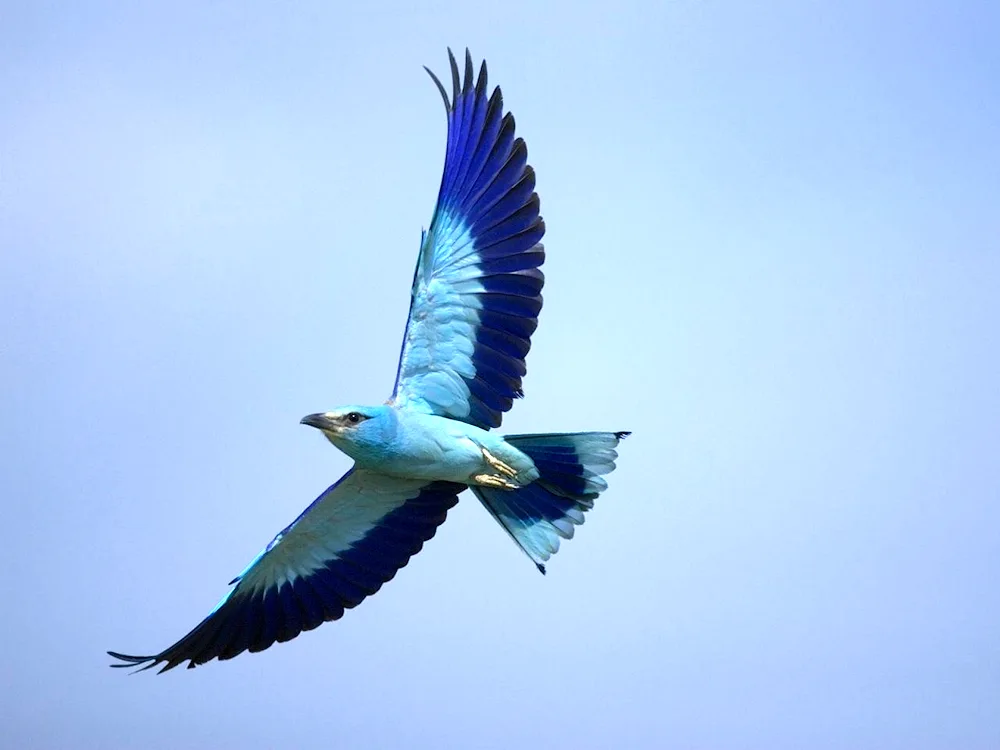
(109, 50), (628, 674)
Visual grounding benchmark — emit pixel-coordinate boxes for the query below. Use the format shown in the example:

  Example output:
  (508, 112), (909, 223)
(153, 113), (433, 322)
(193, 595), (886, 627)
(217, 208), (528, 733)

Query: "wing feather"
(392, 49), (545, 429)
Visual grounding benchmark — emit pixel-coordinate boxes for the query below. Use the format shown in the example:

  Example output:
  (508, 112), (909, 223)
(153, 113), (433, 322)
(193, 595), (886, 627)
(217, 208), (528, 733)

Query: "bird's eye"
(346, 412), (363, 424)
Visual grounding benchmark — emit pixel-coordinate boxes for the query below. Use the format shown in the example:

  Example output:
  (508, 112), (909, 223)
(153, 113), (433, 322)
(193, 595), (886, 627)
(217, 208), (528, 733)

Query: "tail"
(469, 431), (629, 574)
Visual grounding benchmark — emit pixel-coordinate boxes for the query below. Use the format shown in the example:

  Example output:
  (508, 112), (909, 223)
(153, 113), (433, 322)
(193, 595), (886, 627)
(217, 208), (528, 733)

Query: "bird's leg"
(480, 446), (519, 478)
(471, 473), (520, 490)
(472, 447), (523, 490)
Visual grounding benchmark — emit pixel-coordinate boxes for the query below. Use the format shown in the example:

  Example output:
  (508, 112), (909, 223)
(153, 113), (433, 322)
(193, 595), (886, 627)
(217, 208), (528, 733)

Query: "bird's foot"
(472, 473), (520, 490)
(480, 447), (519, 478)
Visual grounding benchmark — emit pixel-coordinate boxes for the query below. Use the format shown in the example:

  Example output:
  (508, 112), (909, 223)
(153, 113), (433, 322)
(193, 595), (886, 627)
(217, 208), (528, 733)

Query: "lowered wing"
(109, 469), (464, 673)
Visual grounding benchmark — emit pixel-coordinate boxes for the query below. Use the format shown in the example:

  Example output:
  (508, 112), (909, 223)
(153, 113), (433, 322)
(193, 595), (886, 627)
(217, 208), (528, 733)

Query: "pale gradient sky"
(2, 2), (999, 748)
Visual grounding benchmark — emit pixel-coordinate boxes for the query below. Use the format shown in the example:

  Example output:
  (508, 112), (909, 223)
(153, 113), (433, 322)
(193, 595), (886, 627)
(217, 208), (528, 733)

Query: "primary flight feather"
(110, 49), (629, 674)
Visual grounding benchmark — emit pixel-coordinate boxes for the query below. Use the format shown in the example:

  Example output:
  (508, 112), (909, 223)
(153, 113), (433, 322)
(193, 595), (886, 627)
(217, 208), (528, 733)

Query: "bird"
(109, 49), (629, 674)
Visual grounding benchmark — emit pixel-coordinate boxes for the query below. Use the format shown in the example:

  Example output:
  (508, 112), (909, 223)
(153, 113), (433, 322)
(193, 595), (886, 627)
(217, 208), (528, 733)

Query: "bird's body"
(309, 406), (540, 486)
(110, 49), (629, 674)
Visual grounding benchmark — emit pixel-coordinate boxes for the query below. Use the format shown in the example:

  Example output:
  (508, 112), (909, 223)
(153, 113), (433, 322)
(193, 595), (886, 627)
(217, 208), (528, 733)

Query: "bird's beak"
(300, 413), (338, 432)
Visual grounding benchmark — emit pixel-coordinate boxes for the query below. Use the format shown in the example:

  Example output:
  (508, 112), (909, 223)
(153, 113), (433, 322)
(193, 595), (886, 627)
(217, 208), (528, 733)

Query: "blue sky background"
(2, 1), (998, 748)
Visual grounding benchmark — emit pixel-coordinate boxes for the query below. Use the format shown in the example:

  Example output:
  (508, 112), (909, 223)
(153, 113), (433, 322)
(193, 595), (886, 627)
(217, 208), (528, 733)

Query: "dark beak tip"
(300, 413), (326, 429)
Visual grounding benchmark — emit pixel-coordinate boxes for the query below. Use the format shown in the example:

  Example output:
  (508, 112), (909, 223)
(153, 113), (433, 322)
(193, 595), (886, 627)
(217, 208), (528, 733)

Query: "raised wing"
(392, 49), (545, 430)
(109, 470), (464, 673)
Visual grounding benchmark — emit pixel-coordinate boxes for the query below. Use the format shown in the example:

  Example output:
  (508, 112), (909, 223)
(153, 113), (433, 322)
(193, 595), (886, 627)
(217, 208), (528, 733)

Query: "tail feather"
(470, 431), (629, 573)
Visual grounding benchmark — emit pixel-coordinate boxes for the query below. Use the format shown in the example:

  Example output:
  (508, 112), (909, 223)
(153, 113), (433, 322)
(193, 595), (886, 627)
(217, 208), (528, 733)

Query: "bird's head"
(300, 405), (397, 464)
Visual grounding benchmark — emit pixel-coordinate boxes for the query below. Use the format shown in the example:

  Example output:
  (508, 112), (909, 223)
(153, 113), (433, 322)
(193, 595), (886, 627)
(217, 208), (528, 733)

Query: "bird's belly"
(372, 415), (536, 485)
(377, 433), (485, 482)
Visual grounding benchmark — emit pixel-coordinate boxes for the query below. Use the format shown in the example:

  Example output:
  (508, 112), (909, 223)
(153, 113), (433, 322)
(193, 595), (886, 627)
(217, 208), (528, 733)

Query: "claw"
(481, 447), (518, 478)
(472, 473), (520, 490)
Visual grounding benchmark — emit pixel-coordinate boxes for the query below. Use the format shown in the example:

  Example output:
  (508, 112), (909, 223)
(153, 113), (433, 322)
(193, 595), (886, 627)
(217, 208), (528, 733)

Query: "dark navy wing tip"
(476, 58), (488, 98)
(614, 431), (632, 440)
(449, 48), (461, 102)
(424, 65), (451, 111)
(107, 650), (161, 673)
(536, 562), (547, 575)
(107, 649), (150, 663)
(427, 48), (490, 113)
(462, 49), (473, 94)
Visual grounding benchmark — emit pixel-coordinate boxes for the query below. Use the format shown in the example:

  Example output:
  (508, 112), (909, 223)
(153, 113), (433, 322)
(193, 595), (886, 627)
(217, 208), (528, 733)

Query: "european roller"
(110, 49), (628, 673)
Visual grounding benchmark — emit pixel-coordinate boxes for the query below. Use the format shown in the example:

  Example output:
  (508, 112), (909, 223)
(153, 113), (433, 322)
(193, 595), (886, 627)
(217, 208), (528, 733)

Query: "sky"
(2, 1), (998, 748)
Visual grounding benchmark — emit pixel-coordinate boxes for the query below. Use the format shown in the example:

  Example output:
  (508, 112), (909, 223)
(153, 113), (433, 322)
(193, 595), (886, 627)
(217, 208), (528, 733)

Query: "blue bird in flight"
(110, 49), (629, 673)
